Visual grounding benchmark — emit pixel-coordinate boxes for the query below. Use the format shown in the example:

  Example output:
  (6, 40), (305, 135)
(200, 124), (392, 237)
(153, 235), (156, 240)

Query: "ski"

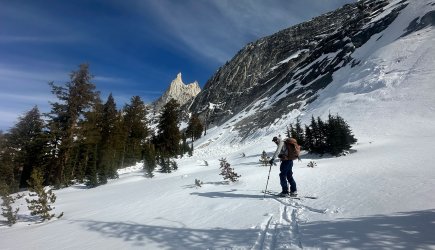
(262, 190), (318, 199)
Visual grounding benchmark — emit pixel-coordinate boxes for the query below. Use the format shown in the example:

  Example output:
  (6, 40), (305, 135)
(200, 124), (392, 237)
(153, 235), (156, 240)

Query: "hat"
(272, 136), (279, 142)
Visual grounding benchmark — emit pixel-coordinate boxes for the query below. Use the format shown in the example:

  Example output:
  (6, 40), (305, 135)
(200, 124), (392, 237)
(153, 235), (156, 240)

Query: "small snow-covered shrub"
(219, 158), (241, 182)
(259, 150), (270, 167)
(25, 169), (63, 222)
(195, 179), (203, 187)
(307, 161), (317, 168)
(0, 183), (19, 226)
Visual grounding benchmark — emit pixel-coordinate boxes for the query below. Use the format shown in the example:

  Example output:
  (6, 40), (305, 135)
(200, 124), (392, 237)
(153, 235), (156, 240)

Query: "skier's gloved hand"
(269, 158), (274, 165)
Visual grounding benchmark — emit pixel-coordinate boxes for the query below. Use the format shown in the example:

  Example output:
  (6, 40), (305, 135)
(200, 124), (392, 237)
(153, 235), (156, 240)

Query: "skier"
(269, 136), (297, 197)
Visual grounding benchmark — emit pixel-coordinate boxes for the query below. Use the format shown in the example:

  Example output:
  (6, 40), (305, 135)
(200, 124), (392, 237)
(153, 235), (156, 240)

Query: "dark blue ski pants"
(279, 160), (297, 193)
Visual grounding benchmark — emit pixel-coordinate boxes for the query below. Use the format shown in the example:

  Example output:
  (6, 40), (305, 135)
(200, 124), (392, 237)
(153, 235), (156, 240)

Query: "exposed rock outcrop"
(188, 0), (409, 138)
(153, 73), (201, 111)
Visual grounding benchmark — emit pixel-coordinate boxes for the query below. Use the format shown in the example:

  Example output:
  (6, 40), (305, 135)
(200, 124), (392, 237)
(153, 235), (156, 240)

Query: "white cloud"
(0, 64), (66, 131)
(137, 0), (356, 64)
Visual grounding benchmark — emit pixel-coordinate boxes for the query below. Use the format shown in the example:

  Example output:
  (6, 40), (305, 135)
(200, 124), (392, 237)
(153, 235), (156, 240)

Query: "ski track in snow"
(254, 196), (327, 250)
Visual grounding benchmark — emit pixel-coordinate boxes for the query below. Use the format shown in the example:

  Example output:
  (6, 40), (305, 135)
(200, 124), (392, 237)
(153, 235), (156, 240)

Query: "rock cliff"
(153, 73), (201, 111)
(188, 0), (410, 138)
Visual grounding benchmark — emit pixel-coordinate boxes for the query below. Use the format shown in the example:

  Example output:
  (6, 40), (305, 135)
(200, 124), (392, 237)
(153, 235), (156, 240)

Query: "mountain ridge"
(187, 0), (416, 140)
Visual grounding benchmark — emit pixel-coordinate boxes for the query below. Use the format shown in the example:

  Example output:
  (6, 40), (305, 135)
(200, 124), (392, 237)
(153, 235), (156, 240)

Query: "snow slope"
(1, 1), (435, 249)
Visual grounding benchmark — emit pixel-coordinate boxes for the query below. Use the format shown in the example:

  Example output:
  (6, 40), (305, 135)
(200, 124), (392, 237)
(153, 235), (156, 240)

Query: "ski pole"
(263, 162), (273, 198)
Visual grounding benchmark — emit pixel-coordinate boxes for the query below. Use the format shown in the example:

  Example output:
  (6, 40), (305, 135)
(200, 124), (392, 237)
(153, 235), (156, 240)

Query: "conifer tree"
(26, 169), (62, 221)
(303, 114), (357, 156)
(0, 183), (19, 226)
(304, 125), (314, 152)
(155, 99), (181, 159)
(294, 117), (305, 147)
(0, 133), (17, 191)
(46, 63), (99, 187)
(99, 94), (119, 179)
(159, 157), (172, 173)
(143, 143), (156, 178)
(81, 98), (103, 187)
(6, 106), (47, 188)
(326, 114), (357, 155)
(309, 116), (320, 153)
(180, 133), (192, 157)
(122, 96), (148, 167)
(326, 113), (341, 155)
(219, 158), (240, 182)
(186, 114), (203, 141)
(189, 142), (194, 157)
(113, 110), (128, 170)
(318, 117), (328, 154)
(286, 124), (294, 138)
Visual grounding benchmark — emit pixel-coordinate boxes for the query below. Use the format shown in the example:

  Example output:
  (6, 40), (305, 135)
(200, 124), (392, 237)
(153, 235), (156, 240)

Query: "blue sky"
(0, 0), (356, 131)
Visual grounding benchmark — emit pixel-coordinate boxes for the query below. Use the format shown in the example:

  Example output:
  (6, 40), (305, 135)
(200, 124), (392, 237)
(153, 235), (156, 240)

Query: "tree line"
(0, 64), (204, 193)
(287, 115), (357, 156)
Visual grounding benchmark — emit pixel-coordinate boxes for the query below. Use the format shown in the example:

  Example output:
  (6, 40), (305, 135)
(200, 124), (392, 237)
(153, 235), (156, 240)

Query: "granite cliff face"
(153, 73), (201, 111)
(188, 0), (414, 137)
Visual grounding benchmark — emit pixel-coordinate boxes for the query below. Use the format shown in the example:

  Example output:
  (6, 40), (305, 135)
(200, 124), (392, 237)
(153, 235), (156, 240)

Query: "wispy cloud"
(137, 0), (356, 64)
(0, 64), (66, 131)
(0, 0), (357, 131)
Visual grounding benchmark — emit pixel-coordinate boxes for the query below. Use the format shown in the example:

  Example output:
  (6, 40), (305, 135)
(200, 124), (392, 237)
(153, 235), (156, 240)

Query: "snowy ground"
(1, 1), (435, 249)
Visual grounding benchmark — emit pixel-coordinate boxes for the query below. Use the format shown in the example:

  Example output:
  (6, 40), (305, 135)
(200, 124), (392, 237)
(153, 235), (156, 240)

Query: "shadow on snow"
(74, 219), (258, 249)
(300, 209), (435, 249)
(190, 190), (264, 199)
(74, 209), (435, 249)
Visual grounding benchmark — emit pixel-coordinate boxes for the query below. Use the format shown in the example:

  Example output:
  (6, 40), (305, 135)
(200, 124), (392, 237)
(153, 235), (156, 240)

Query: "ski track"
(254, 197), (327, 249)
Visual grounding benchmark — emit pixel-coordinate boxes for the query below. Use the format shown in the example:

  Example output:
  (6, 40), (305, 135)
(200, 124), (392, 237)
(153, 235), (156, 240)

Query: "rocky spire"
(153, 73), (201, 111)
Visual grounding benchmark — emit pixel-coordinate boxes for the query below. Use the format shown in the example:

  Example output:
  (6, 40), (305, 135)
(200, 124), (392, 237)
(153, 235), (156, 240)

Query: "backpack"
(284, 138), (301, 160)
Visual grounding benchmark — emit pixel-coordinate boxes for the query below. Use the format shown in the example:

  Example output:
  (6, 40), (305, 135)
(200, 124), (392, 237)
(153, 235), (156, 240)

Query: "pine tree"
(159, 157), (172, 173)
(326, 113), (340, 155)
(122, 96), (149, 167)
(286, 124), (294, 138)
(26, 169), (62, 221)
(309, 116), (320, 153)
(186, 114), (203, 141)
(113, 110), (128, 170)
(304, 125), (314, 152)
(219, 158), (240, 182)
(0, 133), (17, 191)
(180, 133), (190, 156)
(0, 183), (19, 226)
(294, 117), (305, 147)
(46, 63), (99, 187)
(189, 142), (193, 157)
(316, 117), (327, 154)
(155, 99), (181, 159)
(303, 114), (357, 156)
(99, 94), (119, 179)
(326, 114), (357, 155)
(81, 99), (103, 187)
(143, 143), (156, 178)
(6, 106), (47, 189)
(154, 99), (182, 172)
